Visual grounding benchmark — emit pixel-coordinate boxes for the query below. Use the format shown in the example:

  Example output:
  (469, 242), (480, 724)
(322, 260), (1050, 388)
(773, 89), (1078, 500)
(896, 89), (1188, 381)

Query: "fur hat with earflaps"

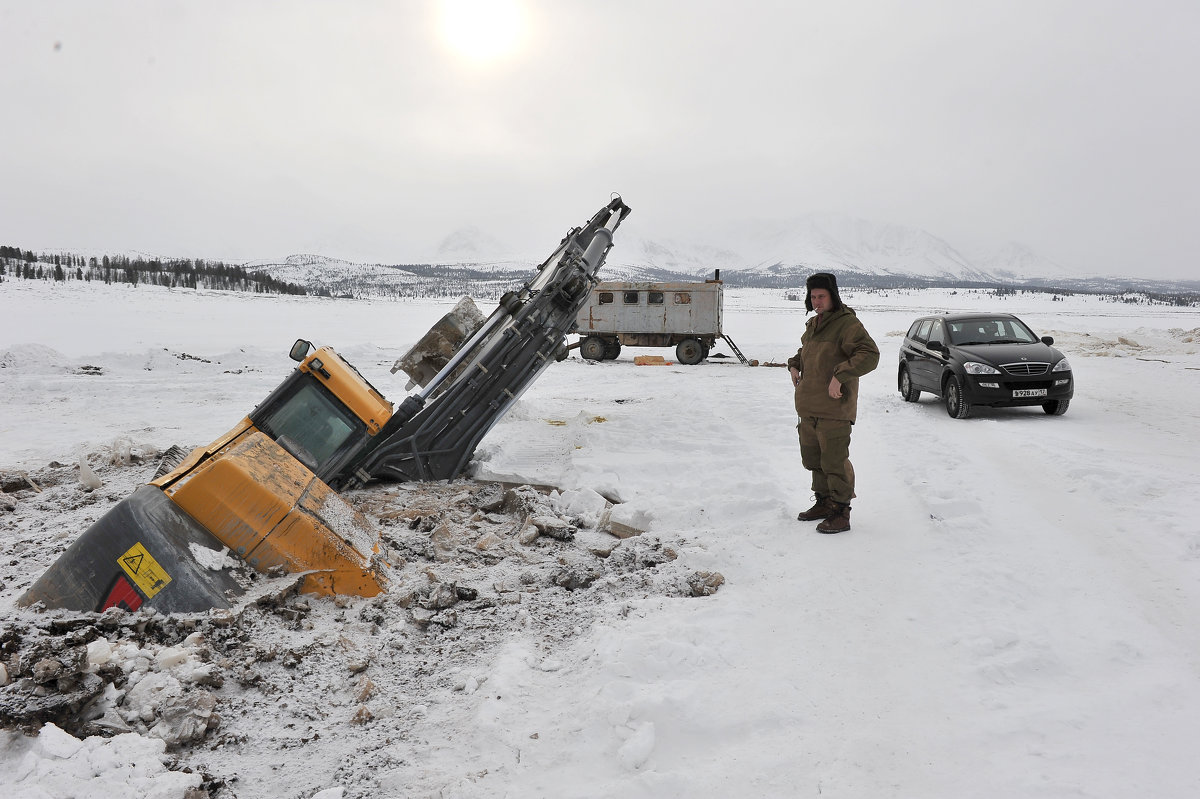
(805, 272), (843, 312)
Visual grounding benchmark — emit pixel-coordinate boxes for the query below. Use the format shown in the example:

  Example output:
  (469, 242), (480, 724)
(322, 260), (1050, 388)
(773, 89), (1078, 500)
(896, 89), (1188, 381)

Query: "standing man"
(787, 273), (879, 533)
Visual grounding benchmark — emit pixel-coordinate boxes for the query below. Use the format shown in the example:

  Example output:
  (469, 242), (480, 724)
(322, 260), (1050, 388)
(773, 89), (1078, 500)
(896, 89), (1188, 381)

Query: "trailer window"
(623, 291), (640, 304)
(598, 292), (614, 304)
(674, 292), (692, 304)
(648, 291), (664, 304)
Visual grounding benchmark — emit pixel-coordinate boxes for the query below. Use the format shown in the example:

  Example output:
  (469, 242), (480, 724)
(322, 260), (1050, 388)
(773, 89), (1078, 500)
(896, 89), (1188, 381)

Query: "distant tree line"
(4, 243), (1195, 307)
(1103, 291), (1199, 307)
(0, 245), (306, 295)
(312, 277), (524, 301)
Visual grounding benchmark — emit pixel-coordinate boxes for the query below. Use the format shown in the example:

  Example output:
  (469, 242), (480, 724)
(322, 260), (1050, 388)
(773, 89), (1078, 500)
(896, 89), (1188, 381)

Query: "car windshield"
(947, 318), (1038, 345)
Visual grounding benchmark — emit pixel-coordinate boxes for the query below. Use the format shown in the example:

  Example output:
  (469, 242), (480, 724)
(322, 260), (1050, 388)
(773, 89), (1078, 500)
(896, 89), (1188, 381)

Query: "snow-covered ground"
(2, 279), (1199, 798)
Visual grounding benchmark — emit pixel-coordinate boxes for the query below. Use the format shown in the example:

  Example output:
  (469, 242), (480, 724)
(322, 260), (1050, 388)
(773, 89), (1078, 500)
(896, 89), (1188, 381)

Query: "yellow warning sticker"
(118, 543), (172, 599)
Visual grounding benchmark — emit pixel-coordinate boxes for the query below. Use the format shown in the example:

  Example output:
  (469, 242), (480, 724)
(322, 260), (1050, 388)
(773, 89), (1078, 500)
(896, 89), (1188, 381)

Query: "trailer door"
(670, 290), (695, 333)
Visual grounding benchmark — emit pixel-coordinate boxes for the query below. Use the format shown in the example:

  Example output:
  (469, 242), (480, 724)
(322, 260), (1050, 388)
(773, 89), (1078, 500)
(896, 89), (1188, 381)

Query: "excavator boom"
(333, 196), (631, 487)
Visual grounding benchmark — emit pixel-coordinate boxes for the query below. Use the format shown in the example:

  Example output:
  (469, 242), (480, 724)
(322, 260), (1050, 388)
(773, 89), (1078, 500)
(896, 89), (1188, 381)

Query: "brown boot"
(816, 502), (851, 534)
(796, 495), (836, 521)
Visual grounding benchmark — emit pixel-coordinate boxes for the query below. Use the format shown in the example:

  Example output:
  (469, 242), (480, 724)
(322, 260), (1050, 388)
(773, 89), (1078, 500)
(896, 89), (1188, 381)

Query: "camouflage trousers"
(797, 416), (856, 504)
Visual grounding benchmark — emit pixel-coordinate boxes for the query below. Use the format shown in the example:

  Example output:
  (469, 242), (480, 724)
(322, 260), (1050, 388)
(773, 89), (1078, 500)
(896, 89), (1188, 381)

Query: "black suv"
(898, 313), (1074, 418)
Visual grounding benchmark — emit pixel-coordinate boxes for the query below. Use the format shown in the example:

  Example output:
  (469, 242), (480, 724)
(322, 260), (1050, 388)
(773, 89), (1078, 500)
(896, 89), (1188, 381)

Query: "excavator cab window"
(255, 378), (366, 477)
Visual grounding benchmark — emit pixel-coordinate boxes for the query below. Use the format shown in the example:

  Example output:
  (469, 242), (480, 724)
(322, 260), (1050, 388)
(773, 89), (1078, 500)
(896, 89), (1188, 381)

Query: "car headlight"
(1052, 358), (1072, 372)
(963, 361), (1000, 375)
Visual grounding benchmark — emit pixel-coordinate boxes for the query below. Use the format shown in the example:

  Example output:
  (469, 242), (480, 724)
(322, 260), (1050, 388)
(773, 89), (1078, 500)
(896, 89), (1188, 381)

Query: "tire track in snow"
(859, 383), (1200, 795)
(941, 402), (1200, 676)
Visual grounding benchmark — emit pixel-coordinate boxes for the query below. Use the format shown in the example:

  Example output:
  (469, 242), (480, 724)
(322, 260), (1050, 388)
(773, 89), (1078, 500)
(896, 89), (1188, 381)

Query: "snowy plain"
(2, 278), (1200, 798)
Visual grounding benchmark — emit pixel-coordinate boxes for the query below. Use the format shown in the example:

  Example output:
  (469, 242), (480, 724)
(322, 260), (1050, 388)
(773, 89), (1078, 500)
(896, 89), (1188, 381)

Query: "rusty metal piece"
(392, 296), (486, 390)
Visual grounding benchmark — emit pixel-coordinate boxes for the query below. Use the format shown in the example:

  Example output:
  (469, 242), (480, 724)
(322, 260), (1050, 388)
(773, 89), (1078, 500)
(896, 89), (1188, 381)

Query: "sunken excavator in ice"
(19, 197), (632, 614)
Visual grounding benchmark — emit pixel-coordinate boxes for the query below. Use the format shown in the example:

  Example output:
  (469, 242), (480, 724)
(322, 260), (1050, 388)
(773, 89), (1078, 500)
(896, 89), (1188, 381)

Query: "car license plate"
(1012, 388), (1048, 398)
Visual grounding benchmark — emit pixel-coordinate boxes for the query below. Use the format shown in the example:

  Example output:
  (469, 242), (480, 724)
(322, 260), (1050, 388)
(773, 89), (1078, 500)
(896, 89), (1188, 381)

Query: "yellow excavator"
(19, 197), (631, 614)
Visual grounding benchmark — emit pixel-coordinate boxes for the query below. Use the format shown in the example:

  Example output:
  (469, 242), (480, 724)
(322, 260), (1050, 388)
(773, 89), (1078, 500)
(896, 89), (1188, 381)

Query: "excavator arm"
(332, 195), (631, 488)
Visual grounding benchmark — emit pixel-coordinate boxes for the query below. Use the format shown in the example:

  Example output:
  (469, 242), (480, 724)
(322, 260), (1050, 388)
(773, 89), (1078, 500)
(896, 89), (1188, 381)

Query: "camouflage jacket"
(787, 306), (880, 422)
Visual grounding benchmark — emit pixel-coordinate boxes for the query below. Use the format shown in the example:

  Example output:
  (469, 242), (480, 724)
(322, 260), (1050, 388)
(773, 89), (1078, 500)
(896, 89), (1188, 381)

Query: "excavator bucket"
(393, 296), (486, 390)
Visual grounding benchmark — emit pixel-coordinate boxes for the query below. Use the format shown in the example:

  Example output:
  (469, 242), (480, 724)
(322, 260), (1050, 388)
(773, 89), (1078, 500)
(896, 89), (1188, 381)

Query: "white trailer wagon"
(573, 273), (748, 364)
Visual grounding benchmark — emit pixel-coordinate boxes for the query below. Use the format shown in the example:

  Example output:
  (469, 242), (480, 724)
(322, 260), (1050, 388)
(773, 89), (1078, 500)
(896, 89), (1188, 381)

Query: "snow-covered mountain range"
(232, 212), (1189, 297)
(610, 213), (1078, 285)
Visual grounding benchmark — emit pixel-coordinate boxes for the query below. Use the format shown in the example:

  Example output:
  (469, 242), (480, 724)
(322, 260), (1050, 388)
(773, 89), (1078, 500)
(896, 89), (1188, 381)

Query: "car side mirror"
(289, 339), (313, 362)
(927, 339), (946, 353)
(1040, 336), (1054, 345)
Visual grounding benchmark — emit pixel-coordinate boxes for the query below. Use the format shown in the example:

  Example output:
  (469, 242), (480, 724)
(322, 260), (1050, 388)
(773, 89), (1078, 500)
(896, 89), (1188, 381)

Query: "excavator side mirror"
(289, 339), (313, 362)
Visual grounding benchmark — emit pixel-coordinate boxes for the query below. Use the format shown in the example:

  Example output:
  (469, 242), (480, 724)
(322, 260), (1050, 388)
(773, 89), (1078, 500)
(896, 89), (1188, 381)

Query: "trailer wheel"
(676, 338), (706, 365)
(580, 336), (607, 361)
(603, 340), (622, 360)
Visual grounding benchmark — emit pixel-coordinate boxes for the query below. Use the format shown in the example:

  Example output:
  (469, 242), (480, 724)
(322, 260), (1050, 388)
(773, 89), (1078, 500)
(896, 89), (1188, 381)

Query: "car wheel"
(603, 340), (622, 360)
(580, 336), (607, 361)
(676, 338), (705, 365)
(1042, 399), (1069, 416)
(944, 375), (971, 419)
(899, 366), (920, 402)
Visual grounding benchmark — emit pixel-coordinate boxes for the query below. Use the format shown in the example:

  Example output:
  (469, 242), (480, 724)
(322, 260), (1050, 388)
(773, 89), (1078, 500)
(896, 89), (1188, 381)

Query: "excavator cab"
(250, 365), (373, 482)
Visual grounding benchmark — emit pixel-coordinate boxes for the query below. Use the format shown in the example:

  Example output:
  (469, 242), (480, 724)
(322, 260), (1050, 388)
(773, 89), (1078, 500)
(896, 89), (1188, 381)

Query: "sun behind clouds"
(438, 0), (527, 65)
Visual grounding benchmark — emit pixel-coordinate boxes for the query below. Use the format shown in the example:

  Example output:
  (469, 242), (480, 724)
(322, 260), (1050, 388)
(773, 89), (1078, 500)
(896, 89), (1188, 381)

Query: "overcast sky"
(2, 1), (1197, 279)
